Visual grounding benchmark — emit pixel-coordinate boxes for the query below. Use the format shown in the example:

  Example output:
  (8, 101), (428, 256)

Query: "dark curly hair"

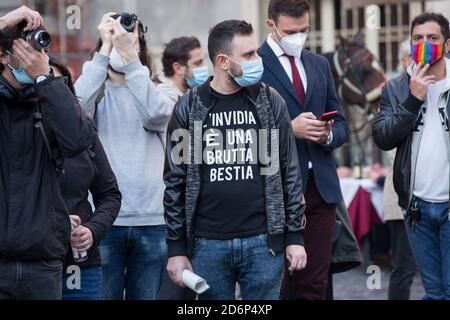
(162, 36), (201, 77)
(411, 12), (450, 40)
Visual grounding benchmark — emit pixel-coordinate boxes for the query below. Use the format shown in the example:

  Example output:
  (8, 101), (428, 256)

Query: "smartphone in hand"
(319, 111), (338, 122)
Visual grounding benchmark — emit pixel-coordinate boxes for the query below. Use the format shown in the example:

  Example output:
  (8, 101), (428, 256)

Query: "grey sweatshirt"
(75, 52), (180, 226)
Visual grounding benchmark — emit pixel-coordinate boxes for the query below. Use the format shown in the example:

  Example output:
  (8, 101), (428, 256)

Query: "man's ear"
(0, 50), (10, 66)
(215, 54), (229, 71)
(445, 38), (450, 54)
(172, 62), (185, 76)
(266, 19), (275, 29)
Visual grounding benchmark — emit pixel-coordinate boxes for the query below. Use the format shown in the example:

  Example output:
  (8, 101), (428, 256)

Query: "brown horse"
(323, 34), (386, 166)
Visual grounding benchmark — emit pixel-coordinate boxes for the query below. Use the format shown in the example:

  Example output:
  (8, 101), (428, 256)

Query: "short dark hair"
(49, 56), (75, 95)
(208, 19), (253, 64)
(411, 12), (450, 40)
(268, 0), (310, 23)
(162, 36), (201, 77)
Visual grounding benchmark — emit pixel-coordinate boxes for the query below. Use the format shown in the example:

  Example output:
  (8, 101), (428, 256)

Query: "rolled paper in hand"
(182, 270), (210, 294)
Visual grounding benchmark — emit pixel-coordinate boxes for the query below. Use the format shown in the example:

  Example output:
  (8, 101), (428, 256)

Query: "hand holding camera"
(97, 12), (116, 56)
(12, 38), (49, 81)
(0, 5), (42, 31)
(111, 17), (139, 65)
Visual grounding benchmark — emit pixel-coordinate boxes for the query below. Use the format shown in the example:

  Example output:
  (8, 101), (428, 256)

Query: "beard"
(227, 62), (243, 88)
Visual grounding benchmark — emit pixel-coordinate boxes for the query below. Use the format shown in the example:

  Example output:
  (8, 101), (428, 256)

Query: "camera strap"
(34, 102), (65, 174)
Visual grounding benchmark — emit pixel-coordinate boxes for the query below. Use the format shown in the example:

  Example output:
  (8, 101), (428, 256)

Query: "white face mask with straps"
(274, 26), (308, 57)
(109, 48), (127, 73)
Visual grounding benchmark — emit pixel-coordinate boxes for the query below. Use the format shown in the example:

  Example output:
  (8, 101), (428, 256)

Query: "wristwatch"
(326, 131), (333, 145)
(35, 74), (50, 84)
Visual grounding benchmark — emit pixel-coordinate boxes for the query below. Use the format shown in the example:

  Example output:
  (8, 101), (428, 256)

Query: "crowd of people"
(0, 0), (449, 300)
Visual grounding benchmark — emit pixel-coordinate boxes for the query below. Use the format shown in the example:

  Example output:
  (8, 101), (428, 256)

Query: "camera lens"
(37, 31), (51, 49)
(110, 12), (137, 33)
(120, 13), (136, 32)
(23, 30), (51, 50)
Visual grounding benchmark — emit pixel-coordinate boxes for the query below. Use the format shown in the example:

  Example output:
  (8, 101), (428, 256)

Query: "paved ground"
(332, 265), (425, 300)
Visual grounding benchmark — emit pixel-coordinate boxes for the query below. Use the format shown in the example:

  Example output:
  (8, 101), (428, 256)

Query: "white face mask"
(109, 48), (126, 73)
(275, 27), (308, 57)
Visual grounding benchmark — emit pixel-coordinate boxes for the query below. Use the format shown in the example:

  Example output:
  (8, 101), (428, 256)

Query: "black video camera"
(22, 29), (51, 50)
(111, 12), (138, 32)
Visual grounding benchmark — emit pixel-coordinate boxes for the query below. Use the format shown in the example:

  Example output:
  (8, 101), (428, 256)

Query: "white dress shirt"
(265, 34), (333, 169)
(266, 34), (308, 92)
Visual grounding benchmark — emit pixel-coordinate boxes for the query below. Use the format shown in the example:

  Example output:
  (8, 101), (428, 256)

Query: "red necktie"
(286, 55), (305, 105)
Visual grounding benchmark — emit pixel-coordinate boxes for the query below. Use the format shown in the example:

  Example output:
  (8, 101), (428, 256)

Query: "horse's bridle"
(333, 48), (383, 115)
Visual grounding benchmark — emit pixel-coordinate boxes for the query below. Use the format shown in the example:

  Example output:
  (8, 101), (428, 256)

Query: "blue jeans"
(99, 225), (167, 300)
(404, 197), (450, 300)
(191, 234), (284, 300)
(62, 266), (102, 300)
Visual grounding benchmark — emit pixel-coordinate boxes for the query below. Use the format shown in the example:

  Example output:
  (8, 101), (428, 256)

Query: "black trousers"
(387, 220), (417, 300)
(0, 259), (63, 300)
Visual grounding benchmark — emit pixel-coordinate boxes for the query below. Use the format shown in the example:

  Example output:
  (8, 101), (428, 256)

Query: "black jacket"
(164, 80), (306, 257)
(372, 71), (442, 210)
(60, 133), (121, 268)
(0, 76), (94, 261)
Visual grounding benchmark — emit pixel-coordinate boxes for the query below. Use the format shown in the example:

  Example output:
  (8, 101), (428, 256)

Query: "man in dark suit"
(258, 0), (349, 300)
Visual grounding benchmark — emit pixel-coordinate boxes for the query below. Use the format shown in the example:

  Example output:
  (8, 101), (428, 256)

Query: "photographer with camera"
(0, 6), (94, 300)
(75, 12), (176, 300)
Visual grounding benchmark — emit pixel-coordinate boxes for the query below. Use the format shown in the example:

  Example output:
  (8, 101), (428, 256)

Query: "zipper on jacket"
(188, 95), (217, 240)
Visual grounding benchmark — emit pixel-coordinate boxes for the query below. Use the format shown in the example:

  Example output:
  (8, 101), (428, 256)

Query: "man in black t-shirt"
(164, 19), (306, 300)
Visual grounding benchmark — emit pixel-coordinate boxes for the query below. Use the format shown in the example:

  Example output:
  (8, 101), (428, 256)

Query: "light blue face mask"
(186, 65), (209, 88)
(227, 56), (264, 87)
(6, 51), (34, 85)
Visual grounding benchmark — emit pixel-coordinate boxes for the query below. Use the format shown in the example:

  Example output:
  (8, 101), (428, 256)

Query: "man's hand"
(71, 226), (94, 252)
(291, 112), (330, 144)
(167, 256), (193, 288)
(12, 38), (49, 80)
(111, 18), (139, 65)
(410, 63), (436, 101)
(318, 119), (334, 145)
(69, 215), (81, 231)
(0, 5), (42, 31)
(286, 245), (307, 272)
(97, 12), (116, 56)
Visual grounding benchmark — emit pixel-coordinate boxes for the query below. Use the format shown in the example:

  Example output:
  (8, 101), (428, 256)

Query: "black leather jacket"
(373, 70), (450, 210)
(163, 80), (306, 257)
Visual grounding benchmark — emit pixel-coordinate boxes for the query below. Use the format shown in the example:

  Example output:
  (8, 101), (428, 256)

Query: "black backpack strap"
(34, 105), (65, 174)
(34, 112), (52, 158)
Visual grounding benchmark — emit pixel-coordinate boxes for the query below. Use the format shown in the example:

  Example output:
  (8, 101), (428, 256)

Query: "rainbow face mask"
(411, 40), (444, 66)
